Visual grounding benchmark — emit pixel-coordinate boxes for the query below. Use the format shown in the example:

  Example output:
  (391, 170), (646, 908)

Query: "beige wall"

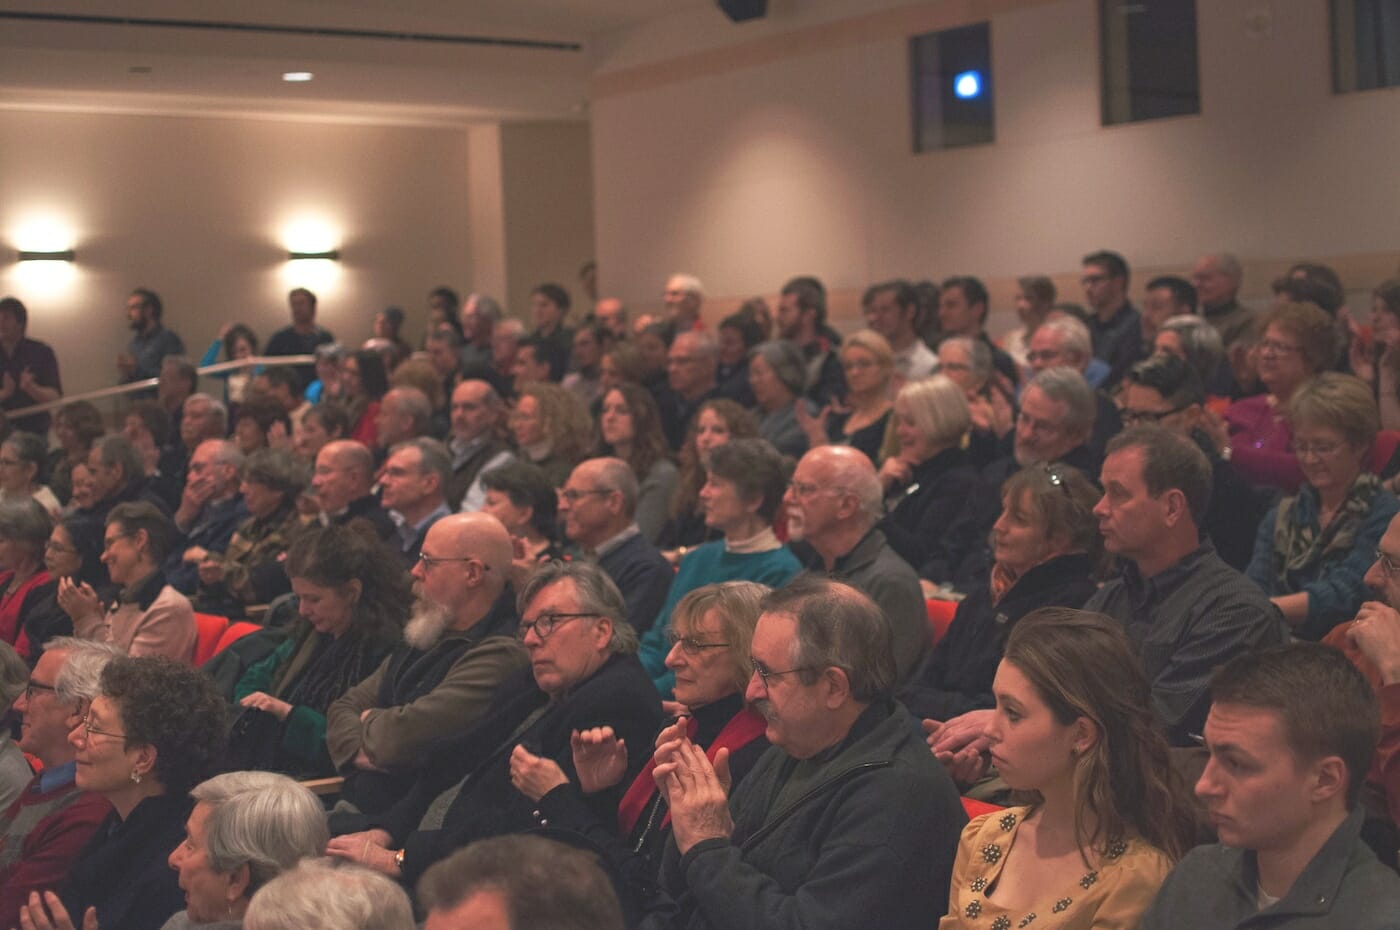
(0, 109), (472, 397)
(590, 0), (1400, 334)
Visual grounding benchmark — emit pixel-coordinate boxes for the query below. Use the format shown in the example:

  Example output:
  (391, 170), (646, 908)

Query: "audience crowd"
(3, 255), (1400, 929)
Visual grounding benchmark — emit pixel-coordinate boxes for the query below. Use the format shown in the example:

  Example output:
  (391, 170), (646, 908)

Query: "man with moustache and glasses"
(326, 513), (527, 816)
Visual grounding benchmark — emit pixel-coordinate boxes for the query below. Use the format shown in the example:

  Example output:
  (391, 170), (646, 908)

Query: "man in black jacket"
(641, 576), (965, 930)
(311, 440), (395, 541)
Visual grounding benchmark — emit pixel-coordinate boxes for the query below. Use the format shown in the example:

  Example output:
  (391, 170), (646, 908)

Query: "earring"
(130, 770), (143, 784)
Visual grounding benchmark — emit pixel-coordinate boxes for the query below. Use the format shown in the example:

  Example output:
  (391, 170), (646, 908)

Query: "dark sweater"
(62, 793), (191, 930)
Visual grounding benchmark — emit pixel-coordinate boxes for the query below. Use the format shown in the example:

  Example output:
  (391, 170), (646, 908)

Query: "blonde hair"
(1288, 372), (1380, 451)
(840, 329), (895, 373)
(518, 382), (594, 466)
(670, 581), (768, 691)
(891, 374), (971, 452)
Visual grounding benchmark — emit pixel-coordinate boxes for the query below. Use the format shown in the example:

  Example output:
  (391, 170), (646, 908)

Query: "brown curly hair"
(595, 384), (673, 483)
(517, 382), (594, 468)
(1264, 300), (1339, 374)
(102, 656), (227, 795)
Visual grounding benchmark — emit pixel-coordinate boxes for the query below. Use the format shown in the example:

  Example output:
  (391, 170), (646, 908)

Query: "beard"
(404, 598), (454, 650)
(784, 509), (805, 542)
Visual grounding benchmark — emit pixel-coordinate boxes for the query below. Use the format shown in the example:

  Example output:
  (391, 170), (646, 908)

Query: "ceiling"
(0, 0), (711, 125)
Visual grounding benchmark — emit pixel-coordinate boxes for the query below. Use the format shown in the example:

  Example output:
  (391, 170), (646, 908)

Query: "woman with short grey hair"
(243, 859), (414, 930)
(0, 432), (60, 519)
(748, 340), (817, 458)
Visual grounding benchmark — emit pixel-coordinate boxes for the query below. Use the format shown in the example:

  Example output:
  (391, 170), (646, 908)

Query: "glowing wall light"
(279, 215), (343, 292)
(10, 215), (78, 289)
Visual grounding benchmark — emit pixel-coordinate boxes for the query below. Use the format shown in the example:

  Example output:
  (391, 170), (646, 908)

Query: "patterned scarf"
(1272, 473), (1382, 593)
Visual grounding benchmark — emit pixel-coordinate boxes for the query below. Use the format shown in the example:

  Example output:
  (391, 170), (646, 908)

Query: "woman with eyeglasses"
(20, 515), (110, 668)
(19, 656), (226, 930)
(636, 439), (801, 697)
(902, 465), (1102, 728)
(226, 522), (408, 777)
(1224, 300), (1338, 491)
(1246, 373), (1399, 640)
(797, 330), (895, 465)
(507, 582), (771, 925)
(938, 609), (1194, 930)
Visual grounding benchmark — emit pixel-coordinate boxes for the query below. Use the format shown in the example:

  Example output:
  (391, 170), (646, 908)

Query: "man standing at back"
(267, 287), (335, 390)
(117, 288), (184, 385)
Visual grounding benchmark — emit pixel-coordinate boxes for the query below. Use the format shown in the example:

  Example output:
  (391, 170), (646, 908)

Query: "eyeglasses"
(23, 680), (56, 702)
(80, 713), (126, 742)
(101, 532), (135, 553)
(1259, 339), (1302, 356)
(1024, 350), (1063, 364)
(668, 632), (732, 655)
(751, 662), (814, 688)
(416, 552), (488, 572)
(44, 539), (79, 556)
(787, 480), (845, 499)
(559, 488), (614, 504)
(1119, 404), (1189, 426)
(1017, 411), (1064, 435)
(1291, 440), (1345, 459)
(518, 612), (598, 641)
(1375, 549), (1400, 578)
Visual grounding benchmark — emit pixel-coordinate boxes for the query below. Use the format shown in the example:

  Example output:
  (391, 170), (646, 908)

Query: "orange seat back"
(926, 599), (958, 647)
(961, 797), (1004, 820)
(192, 614), (230, 665)
(214, 621), (262, 656)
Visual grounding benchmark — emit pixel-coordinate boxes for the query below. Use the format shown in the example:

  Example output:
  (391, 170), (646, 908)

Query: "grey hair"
(1159, 314), (1225, 385)
(0, 642), (26, 709)
(940, 336), (992, 383)
(191, 771), (330, 895)
(243, 859), (414, 930)
(1026, 367), (1096, 441)
(588, 456), (640, 520)
(760, 576), (896, 703)
(668, 273), (705, 297)
(384, 387), (432, 436)
(242, 449), (309, 498)
(0, 497), (52, 558)
(496, 318), (526, 341)
(470, 294), (504, 323)
(676, 330), (719, 361)
(205, 438), (246, 470)
(824, 449), (884, 526)
(1037, 315), (1093, 365)
(751, 340), (807, 397)
(186, 393), (229, 436)
(50, 637), (122, 706)
(390, 437), (452, 493)
(93, 434), (144, 484)
(517, 560), (638, 655)
(2, 431), (48, 473)
(1207, 252), (1243, 282)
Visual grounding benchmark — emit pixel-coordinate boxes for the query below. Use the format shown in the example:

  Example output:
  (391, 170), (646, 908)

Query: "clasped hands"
(651, 717), (734, 855)
(924, 709), (993, 786)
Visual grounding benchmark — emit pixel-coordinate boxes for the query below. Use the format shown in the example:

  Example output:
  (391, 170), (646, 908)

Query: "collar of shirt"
(593, 524), (641, 559)
(392, 502), (451, 550)
(1121, 540), (1214, 608)
(725, 526), (781, 554)
(37, 759), (78, 794)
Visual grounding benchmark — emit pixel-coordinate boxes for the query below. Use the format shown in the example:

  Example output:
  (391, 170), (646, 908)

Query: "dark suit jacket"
(598, 532), (674, 636)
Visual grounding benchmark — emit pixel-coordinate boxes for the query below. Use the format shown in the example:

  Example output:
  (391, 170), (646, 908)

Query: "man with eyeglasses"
(643, 576), (965, 930)
(560, 458), (672, 636)
(311, 439), (395, 542)
(378, 438), (453, 569)
(326, 513), (527, 817)
(0, 638), (119, 924)
(326, 560), (661, 892)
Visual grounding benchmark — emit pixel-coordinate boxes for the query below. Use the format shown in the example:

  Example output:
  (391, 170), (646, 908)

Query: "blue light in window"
(954, 70), (982, 100)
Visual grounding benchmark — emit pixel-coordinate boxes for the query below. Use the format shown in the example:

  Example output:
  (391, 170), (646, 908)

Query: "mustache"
(751, 699), (774, 720)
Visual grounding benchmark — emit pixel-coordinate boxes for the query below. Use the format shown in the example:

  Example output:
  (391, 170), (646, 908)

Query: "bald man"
(327, 513), (529, 816)
(312, 439), (396, 541)
(785, 445), (928, 684)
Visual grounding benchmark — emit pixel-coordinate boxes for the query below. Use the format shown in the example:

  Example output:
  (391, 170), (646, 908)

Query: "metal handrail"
(6, 354), (317, 419)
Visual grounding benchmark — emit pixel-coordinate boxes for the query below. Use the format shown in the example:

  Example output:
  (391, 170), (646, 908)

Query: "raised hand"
(571, 727), (629, 794)
(509, 743), (569, 801)
(653, 740), (733, 855)
(17, 890), (96, 930)
(56, 578), (101, 623)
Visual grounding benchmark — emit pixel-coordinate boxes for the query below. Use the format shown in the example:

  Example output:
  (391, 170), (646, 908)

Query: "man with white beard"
(784, 446), (927, 686)
(326, 513), (528, 815)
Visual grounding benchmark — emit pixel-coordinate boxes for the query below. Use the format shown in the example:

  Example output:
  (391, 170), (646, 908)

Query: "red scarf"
(616, 707), (768, 836)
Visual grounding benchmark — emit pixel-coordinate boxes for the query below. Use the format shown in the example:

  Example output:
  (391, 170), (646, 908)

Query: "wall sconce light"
(17, 249), (76, 262)
(287, 249), (340, 261)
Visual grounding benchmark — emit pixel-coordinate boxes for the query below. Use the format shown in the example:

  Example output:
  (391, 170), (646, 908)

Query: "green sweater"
(234, 638), (329, 767)
(639, 541), (802, 696)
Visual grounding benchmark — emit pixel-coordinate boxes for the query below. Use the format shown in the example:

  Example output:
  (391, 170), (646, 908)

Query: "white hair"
(191, 771), (330, 894)
(50, 638), (122, 706)
(1037, 316), (1093, 365)
(668, 273), (705, 298)
(244, 859), (414, 930)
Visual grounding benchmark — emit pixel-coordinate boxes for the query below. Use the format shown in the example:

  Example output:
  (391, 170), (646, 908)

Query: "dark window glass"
(1100, 0), (1200, 125)
(1332, 0), (1400, 93)
(910, 22), (994, 153)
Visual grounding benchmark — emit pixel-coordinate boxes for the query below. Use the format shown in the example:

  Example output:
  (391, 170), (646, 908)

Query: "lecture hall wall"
(589, 0), (1400, 333)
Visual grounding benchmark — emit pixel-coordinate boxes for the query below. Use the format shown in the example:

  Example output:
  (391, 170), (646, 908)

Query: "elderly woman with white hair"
(1155, 314), (1225, 391)
(748, 340), (817, 458)
(243, 859), (414, 930)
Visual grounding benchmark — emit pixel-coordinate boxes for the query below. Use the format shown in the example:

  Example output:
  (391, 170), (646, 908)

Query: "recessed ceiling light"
(282, 71), (314, 83)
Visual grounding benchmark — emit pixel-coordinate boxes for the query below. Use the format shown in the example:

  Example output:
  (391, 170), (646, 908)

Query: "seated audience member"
(1192, 252), (1255, 350)
(510, 583), (769, 923)
(194, 449), (308, 617)
(1154, 313), (1225, 391)
(1355, 278), (1400, 432)
(327, 514), (527, 816)
(340, 349), (388, 448)
(122, 402), (184, 511)
(560, 458), (673, 636)
(1225, 300), (1337, 491)
(166, 439), (248, 595)
(657, 399), (758, 556)
(48, 402), (106, 507)
(178, 393), (229, 462)
(243, 859), (414, 930)
(998, 274), (1056, 378)
(634, 323), (671, 393)
(714, 306), (761, 407)
(487, 318), (524, 395)
(1079, 250), (1143, 388)
(638, 440), (800, 694)
(940, 609), (1194, 930)
(1140, 643), (1400, 928)
(657, 331), (722, 451)
(0, 645), (29, 810)
(66, 463), (98, 515)
(310, 440), (395, 540)
(1122, 353), (1268, 570)
(599, 341), (649, 400)
(1026, 314), (1123, 458)
(660, 273), (705, 341)
(802, 329), (896, 464)
(512, 334), (555, 388)
(418, 835), (625, 930)
(479, 462), (565, 586)
(1140, 274), (1197, 352)
(864, 280), (938, 383)
(372, 306), (412, 369)
(23, 516), (109, 662)
(900, 465), (1101, 721)
(62, 502), (196, 661)
(326, 561), (663, 889)
(0, 499), (52, 655)
(0, 639), (118, 925)
(594, 296), (630, 343)
(424, 326), (463, 407)
(776, 276), (846, 408)
(229, 523), (407, 778)
(877, 374), (979, 579)
(748, 339), (816, 459)
(510, 382), (593, 489)
(378, 438), (452, 569)
(786, 445), (928, 685)
(291, 401), (348, 465)
(563, 323), (609, 408)
(81, 435), (171, 525)
(33, 657), (225, 930)
(156, 356), (198, 437)
(252, 365), (310, 435)
(369, 386), (431, 458)
(938, 336), (1015, 467)
(646, 577), (965, 929)
(0, 432), (60, 519)
(596, 384), (679, 542)
(527, 282), (575, 381)
(1248, 373), (1398, 639)
(306, 342), (348, 406)
(444, 379), (515, 512)
(939, 275), (1020, 387)
(266, 287), (336, 390)
(232, 395), (290, 457)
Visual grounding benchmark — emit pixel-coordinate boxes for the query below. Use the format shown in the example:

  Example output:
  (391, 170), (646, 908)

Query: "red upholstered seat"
(926, 599), (958, 647)
(214, 621), (262, 656)
(1371, 430), (1400, 474)
(192, 614), (230, 665)
(961, 797), (1004, 820)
